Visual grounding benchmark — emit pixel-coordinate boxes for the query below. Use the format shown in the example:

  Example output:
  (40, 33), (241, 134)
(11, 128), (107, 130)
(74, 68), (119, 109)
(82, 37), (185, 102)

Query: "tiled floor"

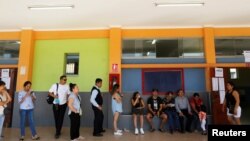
(1, 127), (207, 141)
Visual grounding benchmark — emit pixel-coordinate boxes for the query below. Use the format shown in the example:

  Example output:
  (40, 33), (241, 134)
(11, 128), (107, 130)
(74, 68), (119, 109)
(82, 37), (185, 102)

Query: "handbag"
(47, 83), (59, 104)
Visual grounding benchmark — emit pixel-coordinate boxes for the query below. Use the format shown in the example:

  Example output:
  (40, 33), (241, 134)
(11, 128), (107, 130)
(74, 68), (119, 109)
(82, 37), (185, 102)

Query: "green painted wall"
(32, 39), (109, 91)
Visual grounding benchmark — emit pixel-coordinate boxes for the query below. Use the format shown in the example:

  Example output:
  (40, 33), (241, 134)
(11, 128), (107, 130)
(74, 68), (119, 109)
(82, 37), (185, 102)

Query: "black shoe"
(93, 133), (103, 137)
(170, 129), (174, 134)
(158, 128), (165, 132)
(54, 134), (60, 139)
(101, 129), (106, 133)
(150, 128), (155, 132)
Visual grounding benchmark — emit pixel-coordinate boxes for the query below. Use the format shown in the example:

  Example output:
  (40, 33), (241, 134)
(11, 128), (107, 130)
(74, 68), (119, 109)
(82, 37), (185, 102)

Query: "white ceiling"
(1, 0), (250, 30)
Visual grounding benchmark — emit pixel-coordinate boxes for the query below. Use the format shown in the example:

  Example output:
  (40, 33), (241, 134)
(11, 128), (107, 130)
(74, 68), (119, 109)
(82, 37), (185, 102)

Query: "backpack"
(47, 83), (58, 104)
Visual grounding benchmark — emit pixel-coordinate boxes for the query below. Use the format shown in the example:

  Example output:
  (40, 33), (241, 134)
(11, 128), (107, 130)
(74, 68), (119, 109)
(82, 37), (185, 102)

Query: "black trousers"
(69, 112), (80, 140)
(179, 109), (193, 132)
(53, 103), (67, 135)
(92, 107), (104, 134)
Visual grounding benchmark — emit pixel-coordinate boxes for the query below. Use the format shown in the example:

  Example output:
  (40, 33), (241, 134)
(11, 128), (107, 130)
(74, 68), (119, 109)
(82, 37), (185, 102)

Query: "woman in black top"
(131, 91), (145, 135)
(222, 81), (241, 125)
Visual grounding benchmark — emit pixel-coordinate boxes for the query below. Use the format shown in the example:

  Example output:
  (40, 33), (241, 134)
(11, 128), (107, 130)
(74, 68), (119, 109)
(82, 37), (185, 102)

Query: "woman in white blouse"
(18, 81), (40, 141)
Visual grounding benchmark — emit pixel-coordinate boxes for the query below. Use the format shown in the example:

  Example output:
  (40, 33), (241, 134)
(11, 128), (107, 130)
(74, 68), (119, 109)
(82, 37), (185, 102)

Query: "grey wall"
(12, 91), (212, 130)
(12, 92), (110, 128)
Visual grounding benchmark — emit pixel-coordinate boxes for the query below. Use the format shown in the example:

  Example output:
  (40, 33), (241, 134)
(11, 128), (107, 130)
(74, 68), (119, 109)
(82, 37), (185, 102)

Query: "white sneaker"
(77, 136), (85, 140)
(140, 128), (144, 135)
(135, 128), (139, 135)
(114, 131), (123, 136)
(117, 129), (123, 133)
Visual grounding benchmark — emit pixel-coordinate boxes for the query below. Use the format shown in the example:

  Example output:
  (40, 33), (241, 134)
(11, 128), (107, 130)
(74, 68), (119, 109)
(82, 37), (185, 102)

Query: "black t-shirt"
(147, 96), (162, 112)
(162, 97), (176, 111)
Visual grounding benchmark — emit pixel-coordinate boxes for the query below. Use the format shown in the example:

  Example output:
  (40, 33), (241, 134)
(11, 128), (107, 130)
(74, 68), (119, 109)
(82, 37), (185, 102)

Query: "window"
(65, 53), (79, 75)
(0, 40), (20, 60)
(122, 38), (203, 58)
(215, 37), (250, 57)
(142, 69), (184, 94)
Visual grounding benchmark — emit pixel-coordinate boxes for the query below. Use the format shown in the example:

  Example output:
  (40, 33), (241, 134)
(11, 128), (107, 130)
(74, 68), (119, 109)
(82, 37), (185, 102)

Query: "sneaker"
(135, 128), (139, 135)
(150, 128), (155, 132)
(117, 129), (123, 133)
(77, 136), (85, 140)
(114, 131), (123, 136)
(32, 135), (40, 140)
(140, 128), (144, 135)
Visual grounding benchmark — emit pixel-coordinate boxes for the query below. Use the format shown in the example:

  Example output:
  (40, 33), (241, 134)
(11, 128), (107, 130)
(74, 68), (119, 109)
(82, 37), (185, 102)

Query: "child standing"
(199, 105), (207, 135)
(111, 84), (123, 136)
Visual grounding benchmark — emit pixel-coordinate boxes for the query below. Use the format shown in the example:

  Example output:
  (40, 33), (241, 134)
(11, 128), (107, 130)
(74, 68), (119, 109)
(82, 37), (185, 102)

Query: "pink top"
(199, 111), (206, 121)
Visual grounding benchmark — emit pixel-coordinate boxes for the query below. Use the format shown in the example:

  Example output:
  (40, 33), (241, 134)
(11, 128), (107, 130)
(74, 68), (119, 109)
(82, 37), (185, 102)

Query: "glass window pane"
(122, 40), (135, 58)
(215, 39), (236, 56)
(182, 38), (204, 57)
(156, 39), (179, 57)
(235, 39), (250, 55)
(142, 39), (156, 58)
(0, 40), (20, 60)
(65, 53), (79, 75)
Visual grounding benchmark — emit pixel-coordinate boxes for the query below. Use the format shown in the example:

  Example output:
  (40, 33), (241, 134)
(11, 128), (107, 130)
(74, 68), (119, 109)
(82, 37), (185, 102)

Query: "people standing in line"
(146, 89), (168, 132)
(131, 91), (145, 135)
(18, 81), (40, 141)
(222, 81), (241, 125)
(199, 105), (207, 135)
(68, 83), (85, 141)
(162, 91), (180, 134)
(190, 93), (203, 131)
(48, 75), (70, 139)
(90, 78), (105, 137)
(0, 81), (12, 139)
(111, 84), (123, 136)
(175, 89), (193, 133)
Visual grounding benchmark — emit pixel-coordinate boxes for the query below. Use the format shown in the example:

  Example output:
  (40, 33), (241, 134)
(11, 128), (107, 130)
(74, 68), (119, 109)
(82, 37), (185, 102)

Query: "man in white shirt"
(90, 78), (105, 137)
(48, 75), (70, 139)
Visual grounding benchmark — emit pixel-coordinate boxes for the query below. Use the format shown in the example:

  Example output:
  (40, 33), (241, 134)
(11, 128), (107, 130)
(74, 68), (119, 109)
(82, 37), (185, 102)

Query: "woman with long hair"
(131, 91), (145, 135)
(111, 84), (123, 136)
(222, 81), (241, 125)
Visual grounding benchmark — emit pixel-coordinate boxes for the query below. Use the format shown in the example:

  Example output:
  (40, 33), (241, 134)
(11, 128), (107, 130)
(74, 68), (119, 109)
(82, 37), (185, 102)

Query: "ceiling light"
(28, 5), (74, 10)
(154, 2), (204, 7)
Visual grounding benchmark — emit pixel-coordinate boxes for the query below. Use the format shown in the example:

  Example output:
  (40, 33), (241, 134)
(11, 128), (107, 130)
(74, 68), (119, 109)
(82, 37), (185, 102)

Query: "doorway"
(0, 68), (17, 127)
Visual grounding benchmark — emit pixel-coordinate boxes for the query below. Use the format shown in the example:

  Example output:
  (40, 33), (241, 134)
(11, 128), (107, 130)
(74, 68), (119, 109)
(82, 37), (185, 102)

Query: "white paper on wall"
(219, 78), (225, 91)
(1, 77), (11, 89)
(219, 90), (226, 104)
(215, 68), (223, 77)
(1, 69), (9, 77)
(212, 77), (219, 91)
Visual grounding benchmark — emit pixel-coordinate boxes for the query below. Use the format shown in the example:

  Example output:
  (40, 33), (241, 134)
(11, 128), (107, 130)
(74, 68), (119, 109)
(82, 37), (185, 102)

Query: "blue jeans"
(0, 115), (5, 136)
(165, 110), (180, 130)
(20, 109), (37, 136)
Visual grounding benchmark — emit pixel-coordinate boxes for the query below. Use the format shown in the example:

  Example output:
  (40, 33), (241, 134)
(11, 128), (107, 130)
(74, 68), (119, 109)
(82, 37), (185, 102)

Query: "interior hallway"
(2, 127), (207, 141)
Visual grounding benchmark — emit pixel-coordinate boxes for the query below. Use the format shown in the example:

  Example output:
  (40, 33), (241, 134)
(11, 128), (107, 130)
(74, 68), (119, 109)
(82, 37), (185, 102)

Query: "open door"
(0, 68), (17, 127)
(210, 67), (230, 124)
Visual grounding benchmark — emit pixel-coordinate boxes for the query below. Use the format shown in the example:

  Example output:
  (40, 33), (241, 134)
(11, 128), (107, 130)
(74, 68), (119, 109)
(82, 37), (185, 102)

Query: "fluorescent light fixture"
(154, 2), (204, 7)
(28, 5), (74, 10)
(152, 39), (157, 44)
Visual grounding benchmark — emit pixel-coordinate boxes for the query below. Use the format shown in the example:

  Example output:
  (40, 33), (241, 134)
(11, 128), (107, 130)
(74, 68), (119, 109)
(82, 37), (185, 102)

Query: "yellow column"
(16, 30), (35, 91)
(109, 28), (122, 84)
(204, 27), (216, 92)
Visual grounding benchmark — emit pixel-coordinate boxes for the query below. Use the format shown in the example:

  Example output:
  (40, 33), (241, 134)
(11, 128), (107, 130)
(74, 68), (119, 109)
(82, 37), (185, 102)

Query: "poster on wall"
(219, 90), (226, 104)
(1, 77), (11, 89)
(1, 69), (9, 77)
(215, 68), (223, 77)
(218, 78), (225, 91)
(212, 77), (219, 91)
